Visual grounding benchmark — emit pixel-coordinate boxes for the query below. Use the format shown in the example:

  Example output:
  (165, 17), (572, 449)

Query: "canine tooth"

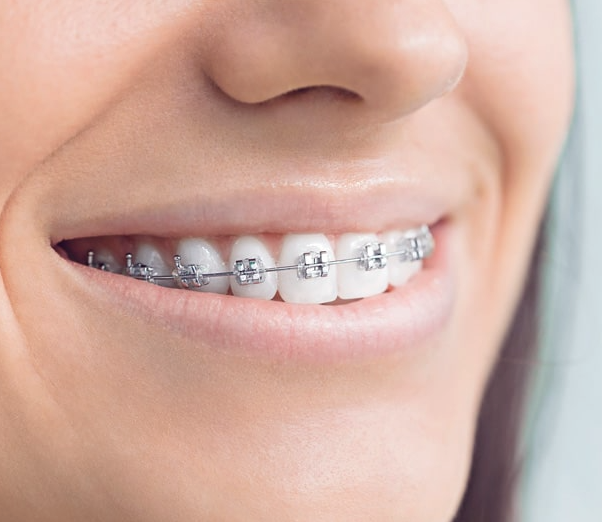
(176, 238), (229, 294)
(381, 230), (423, 286)
(134, 240), (175, 287)
(229, 236), (277, 300)
(278, 234), (337, 304)
(336, 233), (388, 299)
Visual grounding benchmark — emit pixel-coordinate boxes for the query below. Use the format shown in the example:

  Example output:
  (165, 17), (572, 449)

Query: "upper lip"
(45, 168), (465, 244)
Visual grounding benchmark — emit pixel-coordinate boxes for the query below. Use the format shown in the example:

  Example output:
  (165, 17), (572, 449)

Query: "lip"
(64, 219), (455, 365)
(45, 166), (464, 244)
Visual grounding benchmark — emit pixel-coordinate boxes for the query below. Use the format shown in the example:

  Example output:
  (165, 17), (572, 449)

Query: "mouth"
(54, 221), (454, 364)
(40, 171), (459, 364)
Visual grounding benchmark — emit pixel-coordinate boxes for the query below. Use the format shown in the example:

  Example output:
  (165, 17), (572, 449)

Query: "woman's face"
(0, 1), (573, 520)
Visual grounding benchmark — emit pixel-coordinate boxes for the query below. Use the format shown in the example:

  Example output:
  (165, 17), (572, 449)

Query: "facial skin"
(0, 1), (573, 521)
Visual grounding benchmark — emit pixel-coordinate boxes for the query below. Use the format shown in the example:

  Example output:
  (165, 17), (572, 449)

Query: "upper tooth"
(85, 226), (430, 300)
(176, 238), (229, 295)
(229, 236), (278, 300)
(381, 230), (423, 286)
(91, 247), (122, 273)
(336, 233), (389, 299)
(278, 234), (338, 304)
(134, 239), (176, 287)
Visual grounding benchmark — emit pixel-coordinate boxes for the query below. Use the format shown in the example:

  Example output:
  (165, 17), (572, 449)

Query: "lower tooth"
(229, 236), (278, 300)
(176, 238), (229, 295)
(278, 234), (338, 304)
(381, 230), (423, 286)
(336, 233), (389, 299)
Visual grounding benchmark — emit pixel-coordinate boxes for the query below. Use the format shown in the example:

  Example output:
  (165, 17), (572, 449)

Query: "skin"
(0, 1), (574, 521)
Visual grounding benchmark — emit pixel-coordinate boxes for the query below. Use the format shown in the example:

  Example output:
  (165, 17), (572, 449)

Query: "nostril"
(284, 85), (361, 102)
(207, 73), (362, 108)
(248, 85), (363, 108)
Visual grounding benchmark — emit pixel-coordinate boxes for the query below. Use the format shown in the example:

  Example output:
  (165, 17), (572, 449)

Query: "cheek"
(0, 0), (196, 202)
(416, 1), (576, 438)
(456, 0), (574, 172)
(448, 0), (574, 345)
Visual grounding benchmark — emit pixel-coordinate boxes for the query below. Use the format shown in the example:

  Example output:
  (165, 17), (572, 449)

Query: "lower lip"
(76, 221), (456, 365)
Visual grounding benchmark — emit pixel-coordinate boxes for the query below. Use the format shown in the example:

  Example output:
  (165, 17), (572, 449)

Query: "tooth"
(229, 236), (277, 300)
(336, 233), (388, 299)
(381, 230), (423, 286)
(175, 238), (229, 294)
(278, 234), (337, 304)
(92, 247), (122, 273)
(134, 239), (175, 287)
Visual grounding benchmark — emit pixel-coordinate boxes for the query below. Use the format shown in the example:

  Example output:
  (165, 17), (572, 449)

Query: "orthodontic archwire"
(86, 225), (434, 290)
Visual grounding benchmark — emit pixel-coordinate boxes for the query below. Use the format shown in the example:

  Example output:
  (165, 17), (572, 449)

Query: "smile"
(41, 175), (459, 363)
(65, 226), (434, 305)
(57, 220), (453, 364)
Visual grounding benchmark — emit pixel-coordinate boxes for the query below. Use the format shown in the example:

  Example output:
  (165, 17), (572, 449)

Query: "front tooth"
(176, 238), (229, 294)
(278, 234), (338, 304)
(381, 230), (423, 286)
(229, 236), (278, 300)
(336, 233), (389, 299)
(134, 239), (176, 287)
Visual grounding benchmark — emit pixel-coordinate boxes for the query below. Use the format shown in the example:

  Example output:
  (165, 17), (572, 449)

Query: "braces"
(87, 225), (434, 290)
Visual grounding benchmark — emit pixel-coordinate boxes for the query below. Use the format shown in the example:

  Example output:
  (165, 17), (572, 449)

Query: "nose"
(201, 0), (468, 121)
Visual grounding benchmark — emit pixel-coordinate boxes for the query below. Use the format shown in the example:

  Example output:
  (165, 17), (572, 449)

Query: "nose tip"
(202, 0), (468, 121)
